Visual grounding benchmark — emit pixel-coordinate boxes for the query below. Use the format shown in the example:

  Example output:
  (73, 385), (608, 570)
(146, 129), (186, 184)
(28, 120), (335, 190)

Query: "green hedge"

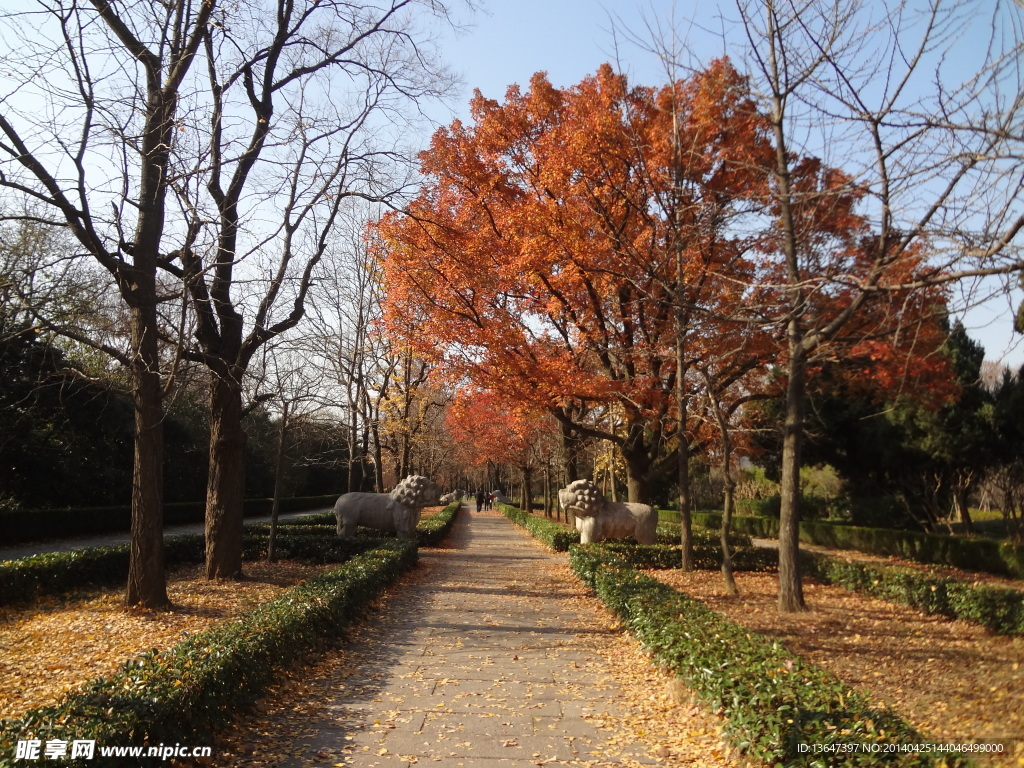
(569, 545), (971, 767)
(416, 501), (461, 546)
(498, 503), (580, 551)
(0, 503), (459, 607)
(593, 541), (777, 572)
(0, 539), (416, 768)
(0, 495), (339, 546)
(802, 552), (1024, 636)
(682, 511), (1024, 580)
(798, 524), (1024, 580)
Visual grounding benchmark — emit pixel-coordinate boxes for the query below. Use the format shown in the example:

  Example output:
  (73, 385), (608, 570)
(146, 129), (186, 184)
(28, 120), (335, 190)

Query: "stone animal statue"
(334, 475), (441, 539)
(491, 489), (511, 504)
(557, 487), (575, 517)
(560, 478), (657, 545)
(439, 489), (464, 505)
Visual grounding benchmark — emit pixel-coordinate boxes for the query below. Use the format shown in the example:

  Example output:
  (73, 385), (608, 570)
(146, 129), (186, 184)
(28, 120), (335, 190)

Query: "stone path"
(219, 506), (732, 767)
(0, 509), (330, 561)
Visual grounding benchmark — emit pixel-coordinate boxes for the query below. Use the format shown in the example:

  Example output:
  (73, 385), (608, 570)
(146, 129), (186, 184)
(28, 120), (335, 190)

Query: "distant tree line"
(0, 326), (349, 511)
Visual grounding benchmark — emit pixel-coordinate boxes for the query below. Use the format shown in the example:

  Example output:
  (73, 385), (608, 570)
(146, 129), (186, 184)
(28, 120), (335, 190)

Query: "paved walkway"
(0, 509), (331, 561)
(218, 506), (731, 767)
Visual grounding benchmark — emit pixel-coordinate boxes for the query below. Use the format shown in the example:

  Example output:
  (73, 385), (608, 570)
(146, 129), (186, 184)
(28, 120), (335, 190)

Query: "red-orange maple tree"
(377, 61), (776, 501)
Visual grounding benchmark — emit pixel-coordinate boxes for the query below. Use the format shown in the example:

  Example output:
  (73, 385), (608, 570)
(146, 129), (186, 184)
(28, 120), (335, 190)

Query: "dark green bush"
(686, 510), (780, 539)
(498, 503), (580, 551)
(0, 540), (416, 768)
(684, 511), (1024, 580)
(802, 552), (1024, 636)
(416, 501), (461, 546)
(591, 541), (776, 572)
(569, 545), (971, 767)
(655, 520), (753, 549)
(0, 523), (390, 607)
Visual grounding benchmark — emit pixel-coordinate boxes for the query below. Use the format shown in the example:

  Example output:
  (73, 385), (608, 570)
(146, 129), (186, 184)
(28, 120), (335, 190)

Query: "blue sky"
(426, 0), (1024, 369)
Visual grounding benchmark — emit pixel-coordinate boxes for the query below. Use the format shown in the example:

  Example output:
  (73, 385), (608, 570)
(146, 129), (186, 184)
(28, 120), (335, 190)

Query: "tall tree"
(378, 63), (771, 506)
(730, 0), (1024, 611)
(159, 0), (458, 578)
(0, 0), (214, 607)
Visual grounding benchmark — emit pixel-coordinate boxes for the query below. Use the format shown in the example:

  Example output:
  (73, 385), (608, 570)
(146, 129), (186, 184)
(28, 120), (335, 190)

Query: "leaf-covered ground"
(205, 518), (737, 767)
(0, 560), (328, 720)
(651, 567), (1024, 766)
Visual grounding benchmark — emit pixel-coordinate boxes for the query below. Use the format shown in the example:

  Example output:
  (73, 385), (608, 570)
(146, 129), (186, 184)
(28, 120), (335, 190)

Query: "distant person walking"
(475, 491), (484, 512)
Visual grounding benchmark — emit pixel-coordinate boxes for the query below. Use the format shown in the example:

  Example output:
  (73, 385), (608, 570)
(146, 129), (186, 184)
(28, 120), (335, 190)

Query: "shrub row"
(416, 501), (461, 546)
(498, 502), (580, 551)
(553, 533), (1023, 637)
(655, 520), (753, 549)
(568, 545), (971, 767)
(678, 510), (1024, 580)
(802, 551), (1024, 636)
(0, 495), (339, 546)
(0, 503), (460, 607)
(593, 541), (777, 572)
(0, 539), (417, 768)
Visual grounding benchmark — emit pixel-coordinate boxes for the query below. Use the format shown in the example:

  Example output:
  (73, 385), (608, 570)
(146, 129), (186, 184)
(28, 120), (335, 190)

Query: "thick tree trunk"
(624, 449), (651, 504)
(777, 343), (808, 612)
(543, 462), (552, 517)
(205, 375), (247, 579)
(125, 301), (169, 609)
(522, 466), (533, 513)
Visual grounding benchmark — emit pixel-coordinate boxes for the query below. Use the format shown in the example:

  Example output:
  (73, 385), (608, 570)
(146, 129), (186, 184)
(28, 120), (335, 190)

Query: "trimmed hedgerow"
(655, 520), (753, 549)
(497, 503), (580, 551)
(801, 551), (1024, 636)
(589, 541), (777, 572)
(681, 510), (1024, 580)
(416, 501), (461, 546)
(568, 545), (972, 767)
(0, 540), (416, 768)
(1, 502), (460, 608)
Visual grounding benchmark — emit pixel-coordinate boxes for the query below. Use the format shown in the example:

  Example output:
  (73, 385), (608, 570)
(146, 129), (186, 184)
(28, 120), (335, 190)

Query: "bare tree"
(0, 0), (215, 608)
(157, 0), (460, 578)
(730, 0), (1024, 611)
(246, 333), (328, 560)
(306, 211), (397, 494)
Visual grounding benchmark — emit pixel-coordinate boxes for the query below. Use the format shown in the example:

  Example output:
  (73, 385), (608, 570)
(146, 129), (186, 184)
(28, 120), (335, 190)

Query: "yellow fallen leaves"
(0, 560), (329, 720)
(653, 567), (1024, 759)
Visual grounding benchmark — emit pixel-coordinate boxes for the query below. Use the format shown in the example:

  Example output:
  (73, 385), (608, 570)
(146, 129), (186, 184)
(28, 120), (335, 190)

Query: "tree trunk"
(777, 343), (808, 612)
(624, 452), (650, 504)
(347, 411), (360, 494)
(205, 375), (247, 579)
(268, 404), (289, 563)
(371, 418), (385, 492)
(560, 418), (583, 481)
(125, 299), (169, 609)
(953, 473), (974, 534)
(721, 466), (738, 597)
(607, 441), (619, 503)
(522, 465), (533, 513)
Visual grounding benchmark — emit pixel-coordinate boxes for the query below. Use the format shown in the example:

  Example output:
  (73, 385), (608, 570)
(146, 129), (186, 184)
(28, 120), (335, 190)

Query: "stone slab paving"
(266, 507), (682, 767)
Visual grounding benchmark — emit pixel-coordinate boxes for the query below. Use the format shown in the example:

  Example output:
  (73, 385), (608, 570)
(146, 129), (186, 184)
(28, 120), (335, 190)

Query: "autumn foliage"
(376, 59), (953, 496)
